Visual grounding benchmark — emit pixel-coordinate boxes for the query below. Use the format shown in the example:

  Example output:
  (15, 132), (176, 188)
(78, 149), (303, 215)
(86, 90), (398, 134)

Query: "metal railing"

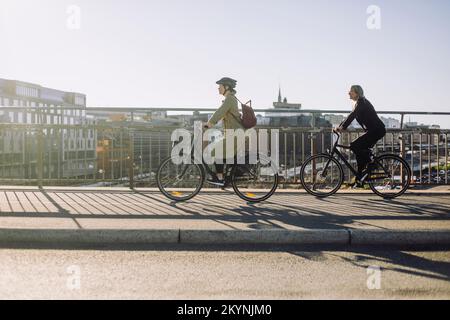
(0, 106), (449, 188)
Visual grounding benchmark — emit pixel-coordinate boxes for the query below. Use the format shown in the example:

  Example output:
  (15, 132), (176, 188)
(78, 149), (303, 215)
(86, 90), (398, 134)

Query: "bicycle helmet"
(216, 77), (237, 89)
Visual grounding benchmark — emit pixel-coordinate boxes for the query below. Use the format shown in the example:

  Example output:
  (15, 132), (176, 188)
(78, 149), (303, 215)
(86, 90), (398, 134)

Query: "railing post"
(410, 132), (414, 182)
(293, 132), (296, 184)
(445, 133), (448, 184)
(419, 133), (423, 183)
(129, 128), (135, 190)
(310, 132), (316, 157)
(437, 133), (441, 183)
(37, 126), (44, 188)
(310, 113), (316, 128)
(283, 132), (287, 188)
(310, 131), (316, 185)
(428, 134), (432, 184)
(399, 133), (406, 184)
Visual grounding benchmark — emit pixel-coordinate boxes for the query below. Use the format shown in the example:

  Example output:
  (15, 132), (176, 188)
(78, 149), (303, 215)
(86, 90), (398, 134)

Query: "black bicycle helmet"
(216, 77), (237, 89)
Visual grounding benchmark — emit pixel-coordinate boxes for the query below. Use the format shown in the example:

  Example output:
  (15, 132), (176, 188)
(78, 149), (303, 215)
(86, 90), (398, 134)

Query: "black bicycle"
(300, 130), (411, 199)
(156, 133), (279, 203)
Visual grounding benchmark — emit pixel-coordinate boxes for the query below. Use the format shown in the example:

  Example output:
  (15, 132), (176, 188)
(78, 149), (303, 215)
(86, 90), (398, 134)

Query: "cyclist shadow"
(195, 193), (450, 232)
(288, 248), (450, 283)
(342, 249), (450, 282)
(200, 199), (354, 230)
(347, 197), (450, 217)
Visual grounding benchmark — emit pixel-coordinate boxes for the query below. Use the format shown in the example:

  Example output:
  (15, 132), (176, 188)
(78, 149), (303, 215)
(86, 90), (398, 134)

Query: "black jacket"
(340, 97), (385, 132)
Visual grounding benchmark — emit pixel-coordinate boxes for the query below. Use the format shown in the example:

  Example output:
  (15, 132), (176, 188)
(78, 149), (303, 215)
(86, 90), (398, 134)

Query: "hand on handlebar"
(333, 127), (343, 134)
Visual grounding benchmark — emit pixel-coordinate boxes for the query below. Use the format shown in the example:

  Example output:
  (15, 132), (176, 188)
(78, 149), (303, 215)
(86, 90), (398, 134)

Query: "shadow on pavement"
(0, 190), (449, 231)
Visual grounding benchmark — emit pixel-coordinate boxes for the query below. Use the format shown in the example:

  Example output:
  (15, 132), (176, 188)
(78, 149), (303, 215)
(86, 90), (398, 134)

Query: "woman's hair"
(351, 85), (364, 98)
(226, 86), (237, 94)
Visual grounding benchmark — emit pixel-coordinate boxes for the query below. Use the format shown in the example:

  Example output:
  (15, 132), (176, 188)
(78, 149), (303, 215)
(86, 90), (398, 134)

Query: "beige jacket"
(209, 93), (244, 130)
(208, 93), (245, 159)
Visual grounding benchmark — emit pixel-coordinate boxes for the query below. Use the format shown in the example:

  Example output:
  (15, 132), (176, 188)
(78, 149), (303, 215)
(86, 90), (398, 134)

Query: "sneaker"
(349, 176), (365, 188)
(359, 171), (370, 183)
(206, 177), (225, 187)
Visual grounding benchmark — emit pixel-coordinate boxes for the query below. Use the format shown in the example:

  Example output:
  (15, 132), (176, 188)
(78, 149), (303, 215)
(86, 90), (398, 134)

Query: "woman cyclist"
(204, 77), (244, 186)
(335, 85), (386, 186)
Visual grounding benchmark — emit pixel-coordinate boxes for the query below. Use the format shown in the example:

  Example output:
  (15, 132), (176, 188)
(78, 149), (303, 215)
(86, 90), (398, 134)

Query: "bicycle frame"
(324, 131), (393, 182)
(174, 135), (255, 185)
(322, 132), (360, 178)
(301, 130), (411, 198)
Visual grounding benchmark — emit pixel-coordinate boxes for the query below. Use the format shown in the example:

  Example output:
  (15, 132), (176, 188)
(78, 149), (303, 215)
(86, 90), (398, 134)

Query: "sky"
(1, 0), (450, 127)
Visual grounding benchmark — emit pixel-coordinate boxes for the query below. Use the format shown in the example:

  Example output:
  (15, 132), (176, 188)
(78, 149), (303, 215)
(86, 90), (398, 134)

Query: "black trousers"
(215, 164), (224, 174)
(350, 128), (386, 175)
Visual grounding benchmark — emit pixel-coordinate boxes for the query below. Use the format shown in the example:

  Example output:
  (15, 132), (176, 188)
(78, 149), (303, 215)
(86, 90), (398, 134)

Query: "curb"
(180, 229), (349, 245)
(0, 228), (349, 245)
(0, 229), (179, 244)
(349, 229), (450, 246)
(1, 228), (449, 246)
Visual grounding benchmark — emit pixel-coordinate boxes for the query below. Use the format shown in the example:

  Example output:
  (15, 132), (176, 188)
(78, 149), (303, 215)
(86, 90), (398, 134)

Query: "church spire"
(278, 86), (282, 103)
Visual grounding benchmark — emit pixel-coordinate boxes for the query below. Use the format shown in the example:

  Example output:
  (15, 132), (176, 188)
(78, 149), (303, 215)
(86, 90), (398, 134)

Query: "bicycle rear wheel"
(231, 154), (278, 203)
(368, 154), (411, 199)
(157, 157), (205, 201)
(300, 154), (344, 197)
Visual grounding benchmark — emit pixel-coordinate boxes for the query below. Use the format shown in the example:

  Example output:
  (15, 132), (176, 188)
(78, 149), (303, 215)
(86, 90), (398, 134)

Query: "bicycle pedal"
(352, 183), (365, 189)
(206, 179), (225, 187)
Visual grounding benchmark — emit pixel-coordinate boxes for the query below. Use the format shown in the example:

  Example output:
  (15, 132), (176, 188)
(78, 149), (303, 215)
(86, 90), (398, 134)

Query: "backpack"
(235, 97), (257, 129)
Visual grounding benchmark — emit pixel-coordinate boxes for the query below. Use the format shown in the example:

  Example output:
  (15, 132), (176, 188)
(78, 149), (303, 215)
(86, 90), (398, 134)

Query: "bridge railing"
(0, 106), (449, 188)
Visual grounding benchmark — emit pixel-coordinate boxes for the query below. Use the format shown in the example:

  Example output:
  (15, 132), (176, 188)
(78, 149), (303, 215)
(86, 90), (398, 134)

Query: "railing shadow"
(0, 190), (449, 232)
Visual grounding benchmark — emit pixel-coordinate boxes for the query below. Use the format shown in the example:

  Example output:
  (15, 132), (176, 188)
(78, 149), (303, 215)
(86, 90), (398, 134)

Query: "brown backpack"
(235, 97), (257, 129)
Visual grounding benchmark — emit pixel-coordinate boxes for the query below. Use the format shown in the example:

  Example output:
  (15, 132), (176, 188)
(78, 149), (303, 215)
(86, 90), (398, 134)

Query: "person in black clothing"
(336, 85), (386, 183)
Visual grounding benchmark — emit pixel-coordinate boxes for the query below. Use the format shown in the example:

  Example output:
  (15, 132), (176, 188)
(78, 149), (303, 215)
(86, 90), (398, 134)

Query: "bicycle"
(156, 131), (279, 203)
(300, 130), (411, 199)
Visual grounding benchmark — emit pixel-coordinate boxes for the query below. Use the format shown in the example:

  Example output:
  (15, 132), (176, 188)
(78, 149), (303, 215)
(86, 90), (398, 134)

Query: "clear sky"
(1, 0), (450, 127)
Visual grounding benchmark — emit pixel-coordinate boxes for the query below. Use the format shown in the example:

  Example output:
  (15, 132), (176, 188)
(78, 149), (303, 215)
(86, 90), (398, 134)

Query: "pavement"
(0, 185), (449, 247)
(0, 246), (449, 299)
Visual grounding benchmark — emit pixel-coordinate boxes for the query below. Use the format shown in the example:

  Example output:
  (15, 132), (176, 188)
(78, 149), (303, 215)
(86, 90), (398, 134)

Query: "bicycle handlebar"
(332, 129), (341, 146)
(332, 129), (341, 137)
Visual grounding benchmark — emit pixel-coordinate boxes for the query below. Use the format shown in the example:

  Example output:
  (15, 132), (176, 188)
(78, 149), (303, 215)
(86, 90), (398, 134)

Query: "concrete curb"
(0, 229), (179, 244)
(180, 229), (349, 245)
(350, 229), (450, 246)
(1, 228), (449, 246)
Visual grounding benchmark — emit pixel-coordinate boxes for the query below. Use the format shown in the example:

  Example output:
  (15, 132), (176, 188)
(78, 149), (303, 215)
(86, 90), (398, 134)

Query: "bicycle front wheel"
(157, 157), (205, 202)
(300, 154), (344, 197)
(368, 154), (411, 199)
(232, 154), (278, 203)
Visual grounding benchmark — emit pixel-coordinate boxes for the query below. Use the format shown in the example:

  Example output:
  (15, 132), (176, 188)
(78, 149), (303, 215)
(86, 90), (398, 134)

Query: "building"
(0, 78), (96, 181)
(265, 87), (302, 118)
(87, 109), (169, 123)
(323, 114), (347, 127)
(272, 87), (302, 110)
(380, 116), (401, 129)
(405, 121), (441, 130)
(256, 88), (331, 128)
(90, 112), (181, 186)
(324, 115), (401, 129)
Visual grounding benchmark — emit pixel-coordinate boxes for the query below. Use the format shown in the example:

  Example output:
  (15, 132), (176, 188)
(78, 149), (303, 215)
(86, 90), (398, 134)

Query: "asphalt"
(0, 186), (449, 247)
(1, 247), (449, 299)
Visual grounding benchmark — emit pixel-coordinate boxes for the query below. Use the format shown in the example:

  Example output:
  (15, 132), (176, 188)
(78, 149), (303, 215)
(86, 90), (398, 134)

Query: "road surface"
(0, 245), (449, 299)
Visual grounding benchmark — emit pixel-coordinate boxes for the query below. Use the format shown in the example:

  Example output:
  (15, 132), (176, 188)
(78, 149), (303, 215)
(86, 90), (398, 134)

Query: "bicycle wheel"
(231, 154), (278, 203)
(157, 157), (205, 201)
(300, 154), (344, 197)
(368, 154), (411, 199)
